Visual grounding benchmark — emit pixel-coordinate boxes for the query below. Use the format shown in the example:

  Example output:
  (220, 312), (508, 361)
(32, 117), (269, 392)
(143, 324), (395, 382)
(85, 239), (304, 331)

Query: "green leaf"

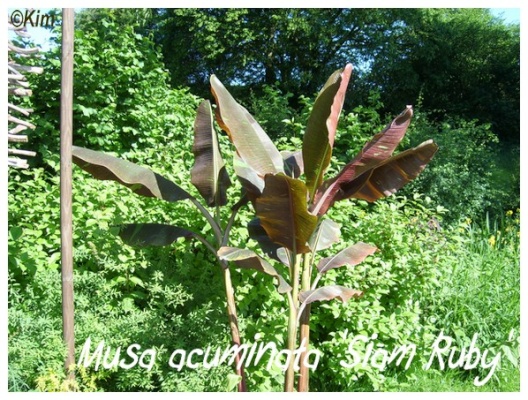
(218, 246), (292, 293)
(191, 100), (232, 206)
(118, 223), (194, 247)
(78, 104), (97, 117)
(255, 174), (318, 254)
(9, 226), (23, 241)
(308, 218), (341, 252)
(302, 64), (352, 201)
(299, 285), (363, 304)
(225, 373), (242, 392)
(210, 75), (284, 176)
(72, 146), (192, 202)
(128, 276), (145, 288)
(317, 242), (377, 274)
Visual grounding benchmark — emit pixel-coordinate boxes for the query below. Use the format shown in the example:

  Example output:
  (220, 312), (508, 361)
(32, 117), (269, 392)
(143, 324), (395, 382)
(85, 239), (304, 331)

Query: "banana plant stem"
(284, 253), (301, 391)
(298, 253), (312, 391)
(190, 197), (223, 244)
(188, 198), (247, 391)
(222, 262), (247, 392)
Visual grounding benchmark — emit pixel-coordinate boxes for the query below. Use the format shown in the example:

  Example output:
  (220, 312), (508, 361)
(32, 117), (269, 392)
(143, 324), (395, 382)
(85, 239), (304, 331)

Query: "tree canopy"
(75, 8), (520, 144)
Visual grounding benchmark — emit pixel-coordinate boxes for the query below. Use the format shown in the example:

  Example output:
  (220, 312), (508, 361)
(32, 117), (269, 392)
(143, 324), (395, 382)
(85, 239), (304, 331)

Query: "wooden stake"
(60, 8), (75, 381)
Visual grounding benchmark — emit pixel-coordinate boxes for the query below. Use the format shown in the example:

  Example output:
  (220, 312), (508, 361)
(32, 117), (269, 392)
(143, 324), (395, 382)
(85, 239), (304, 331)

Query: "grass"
(398, 210), (521, 392)
(400, 363), (520, 392)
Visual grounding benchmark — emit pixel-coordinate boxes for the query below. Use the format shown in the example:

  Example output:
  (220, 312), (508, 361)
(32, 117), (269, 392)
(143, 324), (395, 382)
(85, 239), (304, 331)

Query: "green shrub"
(25, 16), (200, 163)
(403, 112), (515, 222)
(8, 19), (234, 391)
(248, 84), (295, 140)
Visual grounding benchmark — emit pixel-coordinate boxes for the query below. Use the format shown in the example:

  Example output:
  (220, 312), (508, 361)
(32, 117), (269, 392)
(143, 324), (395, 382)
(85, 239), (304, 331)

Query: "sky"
(490, 8), (521, 24)
(7, 7), (521, 52)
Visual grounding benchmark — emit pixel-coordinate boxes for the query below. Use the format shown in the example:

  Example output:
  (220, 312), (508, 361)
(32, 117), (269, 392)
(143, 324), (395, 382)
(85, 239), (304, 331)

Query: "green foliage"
(8, 166), (61, 278)
(8, 264), (232, 391)
(10, 181), (518, 391)
(431, 211), (520, 346)
(309, 195), (446, 390)
(86, 8), (519, 146)
(248, 85), (295, 140)
(332, 91), (388, 162)
(305, 197), (518, 391)
(134, 8), (392, 99)
(366, 8), (520, 144)
(402, 113), (517, 222)
(8, 20), (235, 391)
(35, 366), (99, 392)
(25, 15), (200, 162)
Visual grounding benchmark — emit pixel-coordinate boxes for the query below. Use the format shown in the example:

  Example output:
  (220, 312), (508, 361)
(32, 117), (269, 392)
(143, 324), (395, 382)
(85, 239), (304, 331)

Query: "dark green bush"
(402, 112), (518, 222)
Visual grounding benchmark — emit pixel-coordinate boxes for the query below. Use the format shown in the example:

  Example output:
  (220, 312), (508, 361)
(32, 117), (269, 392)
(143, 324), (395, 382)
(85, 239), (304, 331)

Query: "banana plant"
(210, 63), (438, 391)
(71, 100), (249, 391)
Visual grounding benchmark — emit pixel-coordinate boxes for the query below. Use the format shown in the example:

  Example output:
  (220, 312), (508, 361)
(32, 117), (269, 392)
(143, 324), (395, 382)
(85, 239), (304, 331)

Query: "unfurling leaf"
(317, 242), (377, 274)
(299, 285), (363, 304)
(255, 174), (318, 254)
(191, 100), (231, 206)
(72, 146), (191, 202)
(308, 219), (341, 252)
(119, 223), (194, 247)
(303, 64), (352, 201)
(218, 247), (292, 293)
(210, 75), (284, 176)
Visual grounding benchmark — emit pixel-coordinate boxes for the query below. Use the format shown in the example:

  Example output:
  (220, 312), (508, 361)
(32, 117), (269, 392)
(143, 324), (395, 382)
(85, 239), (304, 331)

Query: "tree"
(365, 8), (520, 143)
(140, 9), (399, 101)
(74, 8), (519, 145)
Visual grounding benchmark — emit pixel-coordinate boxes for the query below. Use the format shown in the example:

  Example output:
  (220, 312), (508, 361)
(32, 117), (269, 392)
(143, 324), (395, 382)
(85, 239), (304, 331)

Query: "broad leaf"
(281, 150), (304, 178)
(210, 75), (284, 176)
(317, 242), (377, 274)
(303, 64), (352, 200)
(191, 100), (231, 206)
(308, 219), (341, 252)
(248, 218), (290, 266)
(119, 223), (194, 247)
(299, 285), (363, 304)
(312, 106), (437, 215)
(335, 140), (439, 202)
(255, 174), (318, 254)
(233, 153), (264, 198)
(72, 146), (191, 202)
(218, 247), (292, 293)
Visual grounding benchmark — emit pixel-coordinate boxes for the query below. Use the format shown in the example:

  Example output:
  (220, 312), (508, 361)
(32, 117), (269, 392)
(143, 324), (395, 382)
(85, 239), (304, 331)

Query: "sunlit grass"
(400, 210), (520, 391)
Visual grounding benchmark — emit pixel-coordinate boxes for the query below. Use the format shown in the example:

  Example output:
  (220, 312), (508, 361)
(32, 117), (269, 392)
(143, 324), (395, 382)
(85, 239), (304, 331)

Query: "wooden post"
(60, 8), (75, 381)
